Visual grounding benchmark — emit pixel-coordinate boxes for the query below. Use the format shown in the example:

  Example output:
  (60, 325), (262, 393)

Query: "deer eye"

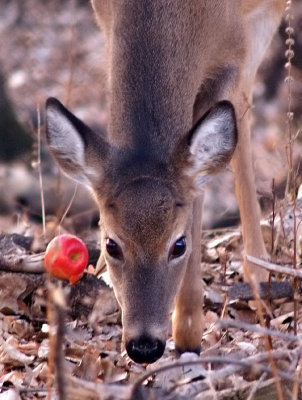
(106, 238), (123, 260)
(169, 236), (186, 260)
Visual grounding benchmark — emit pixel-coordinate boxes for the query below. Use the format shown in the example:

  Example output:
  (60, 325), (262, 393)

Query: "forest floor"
(0, 1), (302, 399)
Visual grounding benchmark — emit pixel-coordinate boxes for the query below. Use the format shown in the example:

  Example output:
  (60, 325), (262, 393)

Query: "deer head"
(46, 97), (237, 363)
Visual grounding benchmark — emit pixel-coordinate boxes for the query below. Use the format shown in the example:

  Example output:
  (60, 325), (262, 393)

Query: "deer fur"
(46, 0), (285, 363)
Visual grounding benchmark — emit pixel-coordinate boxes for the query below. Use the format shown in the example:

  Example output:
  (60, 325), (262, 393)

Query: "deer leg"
(231, 108), (268, 283)
(172, 195), (204, 353)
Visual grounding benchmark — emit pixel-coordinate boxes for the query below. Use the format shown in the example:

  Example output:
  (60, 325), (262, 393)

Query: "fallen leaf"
(0, 336), (35, 367)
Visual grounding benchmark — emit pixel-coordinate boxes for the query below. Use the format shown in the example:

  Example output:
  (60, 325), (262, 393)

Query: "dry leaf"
(0, 389), (21, 400)
(0, 275), (27, 314)
(0, 336), (35, 367)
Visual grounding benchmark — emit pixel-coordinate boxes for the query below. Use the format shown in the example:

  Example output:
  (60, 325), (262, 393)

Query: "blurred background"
(0, 0), (301, 240)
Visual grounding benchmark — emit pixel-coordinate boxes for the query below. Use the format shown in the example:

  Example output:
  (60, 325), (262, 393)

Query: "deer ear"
(187, 101), (237, 188)
(45, 97), (109, 186)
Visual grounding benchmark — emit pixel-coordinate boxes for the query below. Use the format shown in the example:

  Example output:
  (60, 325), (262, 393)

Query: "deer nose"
(126, 335), (166, 364)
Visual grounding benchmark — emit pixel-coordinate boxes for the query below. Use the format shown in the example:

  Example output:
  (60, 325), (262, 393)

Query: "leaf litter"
(0, 0), (302, 399)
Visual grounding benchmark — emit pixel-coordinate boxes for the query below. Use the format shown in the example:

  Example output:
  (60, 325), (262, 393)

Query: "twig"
(284, 0), (298, 338)
(246, 372), (268, 400)
(268, 178), (277, 300)
(130, 350), (301, 399)
(58, 182), (78, 230)
(0, 253), (45, 273)
(47, 284), (67, 400)
(47, 281), (54, 400)
(292, 350), (302, 400)
(243, 258), (284, 399)
(206, 369), (218, 400)
(246, 255), (302, 279)
(271, 178), (276, 256)
(36, 104), (46, 239)
(219, 318), (301, 343)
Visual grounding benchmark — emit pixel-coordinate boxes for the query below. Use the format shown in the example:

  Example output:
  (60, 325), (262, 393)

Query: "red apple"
(45, 235), (89, 284)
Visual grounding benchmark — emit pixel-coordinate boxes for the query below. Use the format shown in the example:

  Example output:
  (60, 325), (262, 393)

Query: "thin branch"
(47, 284), (67, 400)
(219, 318), (301, 342)
(292, 349), (302, 400)
(58, 182), (78, 229)
(246, 255), (302, 279)
(246, 372), (268, 400)
(130, 351), (301, 399)
(0, 253), (45, 273)
(244, 258), (284, 400)
(36, 104), (46, 239)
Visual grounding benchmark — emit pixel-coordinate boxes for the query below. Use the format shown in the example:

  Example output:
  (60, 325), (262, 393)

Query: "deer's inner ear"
(187, 100), (237, 187)
(46, 97), (109, 186)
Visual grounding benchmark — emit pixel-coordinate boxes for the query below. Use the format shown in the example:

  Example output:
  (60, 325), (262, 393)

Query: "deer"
(45, 0), (285, 364)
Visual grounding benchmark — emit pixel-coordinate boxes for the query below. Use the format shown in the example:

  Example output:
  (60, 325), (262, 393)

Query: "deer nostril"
(126, 336), (165, 364)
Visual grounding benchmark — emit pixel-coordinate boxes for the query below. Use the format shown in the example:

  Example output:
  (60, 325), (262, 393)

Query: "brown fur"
(47, 0), (285, 362)
(90, 0), (284, 353)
